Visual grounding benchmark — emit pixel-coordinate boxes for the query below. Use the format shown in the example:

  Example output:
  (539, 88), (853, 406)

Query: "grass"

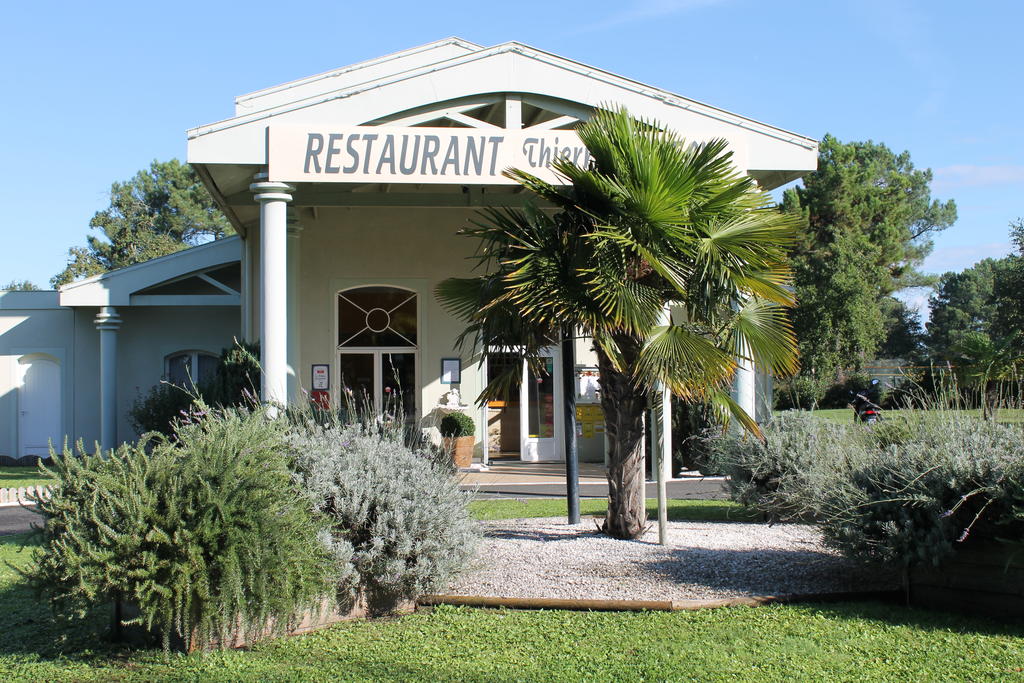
(469, 497), (758, 522)
(2, 533), (1022, 681)
(0, 466), (52, 489)
(779, 407), (1024, 425)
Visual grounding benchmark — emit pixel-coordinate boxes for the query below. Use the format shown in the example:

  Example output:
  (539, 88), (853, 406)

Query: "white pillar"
(286, 215), (302, 401)
(94, 306), (121, 453)
(241, 234), (253, 341)
(732, 348), (757, 421)
(479, 353), (490, 467)
(250, 179), (293, 407)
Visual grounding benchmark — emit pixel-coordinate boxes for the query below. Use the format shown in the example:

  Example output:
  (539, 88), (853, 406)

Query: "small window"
(165, 351), (218, 387)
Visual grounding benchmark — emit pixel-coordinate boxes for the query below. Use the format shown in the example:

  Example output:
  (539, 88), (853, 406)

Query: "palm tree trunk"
(596, 345), (648, 540)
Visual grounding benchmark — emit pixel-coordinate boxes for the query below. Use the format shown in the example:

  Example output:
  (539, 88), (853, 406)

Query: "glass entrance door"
(520, 348), (563, 462)
(382, 352), (416, 425)
(339, 351), (416, 423)
(338, 352), (376, 413)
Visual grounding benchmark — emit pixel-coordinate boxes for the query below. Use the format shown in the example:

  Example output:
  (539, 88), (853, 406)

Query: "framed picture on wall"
(441, 358), (461, 384)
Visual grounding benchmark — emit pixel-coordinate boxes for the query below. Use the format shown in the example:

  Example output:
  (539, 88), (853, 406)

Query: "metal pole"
(562, 326), (580, 524)
(480, 353), (489, 467)
(658, 385), (671, 545)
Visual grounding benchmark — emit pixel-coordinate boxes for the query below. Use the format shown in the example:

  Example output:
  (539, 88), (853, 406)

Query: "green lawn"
(2, 533), (1022, 681)
(469, 497), (757, 522)
(779, 407), (1024, 425)
(0, 466), (52, 489)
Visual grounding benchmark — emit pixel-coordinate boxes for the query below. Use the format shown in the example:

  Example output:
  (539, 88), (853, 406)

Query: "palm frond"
(727, 298), (800, 377)
(634, 324), (736, 396)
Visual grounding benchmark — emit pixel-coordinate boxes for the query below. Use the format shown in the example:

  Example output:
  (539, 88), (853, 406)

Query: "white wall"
(0, 293), (240, 458)
(115, 306), (240, 442)
(289, 206), (487, 444)
(0, 293), (76, 459)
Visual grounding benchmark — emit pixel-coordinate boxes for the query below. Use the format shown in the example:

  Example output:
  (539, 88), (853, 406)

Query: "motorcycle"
(850, 379), (883, 424)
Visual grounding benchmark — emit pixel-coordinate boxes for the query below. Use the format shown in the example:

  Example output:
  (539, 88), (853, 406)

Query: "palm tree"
(436, 108), (800, 539)
(953, 331), (1022, 420)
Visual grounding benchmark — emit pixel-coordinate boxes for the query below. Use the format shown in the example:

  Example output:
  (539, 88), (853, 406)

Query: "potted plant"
(439, 412), (475, 468)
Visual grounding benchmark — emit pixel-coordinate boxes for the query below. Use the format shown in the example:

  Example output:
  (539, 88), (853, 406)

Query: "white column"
(250, 179), (293, 407)
(94, 306), (121, 452)
(479, 353), (489, 467)
(241, 235), (253, 341)
(732, 347), (757, 421)
(286, 215), (302, 401)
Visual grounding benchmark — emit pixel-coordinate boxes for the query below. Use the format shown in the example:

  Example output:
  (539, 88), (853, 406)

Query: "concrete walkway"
(0, 505), (41, 536)
(459, 460), (608, 486)
(459, 460), (729, 500)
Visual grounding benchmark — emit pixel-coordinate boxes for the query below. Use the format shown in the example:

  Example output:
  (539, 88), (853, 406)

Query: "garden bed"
(445, 517), (895, 601)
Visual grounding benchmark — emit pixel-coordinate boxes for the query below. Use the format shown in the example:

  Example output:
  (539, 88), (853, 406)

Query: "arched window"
(165, 350), (218, 387)
(338, 286), (417, 348)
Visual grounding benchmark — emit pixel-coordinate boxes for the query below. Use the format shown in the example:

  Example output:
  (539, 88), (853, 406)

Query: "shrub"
(773, 374), (827, 410)
(128, 382), (196, 436)
(289, 417), (478, 610)
(128, 341), (260, 437)
(439, 411), (475, 438)
(707, 411), (1024, 569)
(820, 372), (881, 409)
(29, 408), (333, 651)
(203, 341), (261, 407)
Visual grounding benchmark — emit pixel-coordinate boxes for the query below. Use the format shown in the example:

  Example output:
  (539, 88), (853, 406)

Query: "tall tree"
(51, 160), (231, 286)
(992, 219), (1024, 352)
(783, 135), (957, 376)
(437, 109), (799, 539)
(926, 257), (1005, 359)
(879, 298), (925, 360)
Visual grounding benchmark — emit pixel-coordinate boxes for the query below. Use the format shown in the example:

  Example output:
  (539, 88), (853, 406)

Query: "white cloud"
(575, 0), (729, 33)
(933, 165), (1024, 190)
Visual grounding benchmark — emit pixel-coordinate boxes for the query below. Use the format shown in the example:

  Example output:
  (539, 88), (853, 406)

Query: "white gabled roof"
(233, 38), (482, 116)
(59, 236), (241, 307)
(188, 39), (818, 232)
(189, 40), (815, 163)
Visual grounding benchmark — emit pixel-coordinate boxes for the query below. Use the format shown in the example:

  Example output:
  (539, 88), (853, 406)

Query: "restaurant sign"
(267, 125), (589, 184)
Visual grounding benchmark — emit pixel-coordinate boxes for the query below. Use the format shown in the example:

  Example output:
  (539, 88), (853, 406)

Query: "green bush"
(773, 375), (827, 410)
(820, 372), (880, 409)
(29, 408), (333, 651)
(127, 382), (195, 436)
(707, 412), (1024, 568)
(439, 411), (475, 438)
(289, 417), (478, 609)
(128, 342), (260, 437)
(203, 341), (261, 407)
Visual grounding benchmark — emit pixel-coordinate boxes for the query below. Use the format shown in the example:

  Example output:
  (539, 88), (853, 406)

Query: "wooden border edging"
(417, 590), (902, 612)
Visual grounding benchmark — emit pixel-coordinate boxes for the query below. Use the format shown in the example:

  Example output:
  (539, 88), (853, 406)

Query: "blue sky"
(1, 0), (1021, 312)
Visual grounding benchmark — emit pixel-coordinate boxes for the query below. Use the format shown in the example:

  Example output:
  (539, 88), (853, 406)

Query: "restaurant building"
(0, 38), (816, 465)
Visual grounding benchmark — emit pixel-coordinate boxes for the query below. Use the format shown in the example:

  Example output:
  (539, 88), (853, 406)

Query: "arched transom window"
(337, 287), (417, 348)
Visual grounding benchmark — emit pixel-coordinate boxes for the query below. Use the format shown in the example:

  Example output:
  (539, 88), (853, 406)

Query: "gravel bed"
(444, 517), (895, 601)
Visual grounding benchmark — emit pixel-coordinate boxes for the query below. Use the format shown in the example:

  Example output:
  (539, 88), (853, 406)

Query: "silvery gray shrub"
(288, 419), (479, 609)
(708, 411), (1024, 568)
